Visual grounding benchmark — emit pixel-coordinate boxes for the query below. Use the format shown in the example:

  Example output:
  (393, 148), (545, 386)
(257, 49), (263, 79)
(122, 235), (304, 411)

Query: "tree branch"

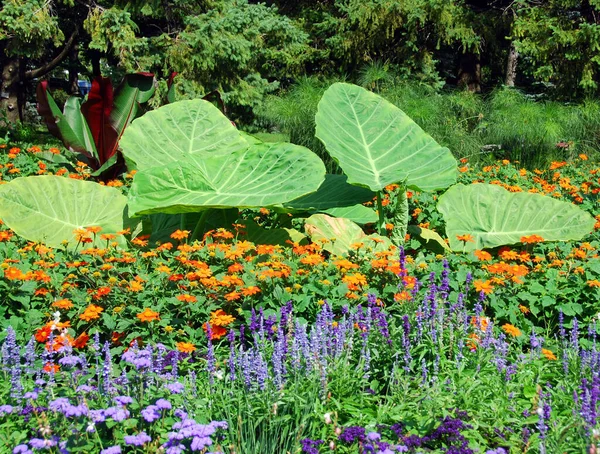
(25, 29), (79, 80)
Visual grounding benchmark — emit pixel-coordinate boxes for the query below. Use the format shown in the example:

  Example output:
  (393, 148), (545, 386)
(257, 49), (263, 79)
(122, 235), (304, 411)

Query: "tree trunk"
(1, 58), (23, 126)
(505, 42), (518, 87)
(457, 52), (481, 93)
(68, 43), (80, 96)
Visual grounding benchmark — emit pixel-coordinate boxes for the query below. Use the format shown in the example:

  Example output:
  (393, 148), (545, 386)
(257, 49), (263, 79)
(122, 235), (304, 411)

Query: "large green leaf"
(315, 83), (457, 192)
(438, 183), (596, 252)
(283, 174), (375, 211)
(128, 143), (326, 216)
(0, 176), (129, 249)
(120, 99), (248, 170)
(304, 214), (393, 256)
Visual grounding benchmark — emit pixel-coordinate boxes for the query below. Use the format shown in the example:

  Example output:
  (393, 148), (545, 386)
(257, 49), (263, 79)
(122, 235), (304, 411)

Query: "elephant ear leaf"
(0, 176), (129, 249)
(315, 83), (457, 192)
(438, 183), (596, 252)
(128, 142), (326, 215)
(304, 214), (393, 256)
(120, 99), (248, 170)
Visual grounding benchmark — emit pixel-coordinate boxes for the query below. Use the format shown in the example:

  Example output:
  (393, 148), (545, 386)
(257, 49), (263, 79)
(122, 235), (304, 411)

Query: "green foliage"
(0, 0), (66, 57)
(315, 82), (458, 193)
(305, 0), (479, 79)
(513, 0), (600, 95)
(438, 183), (596, 252)
(0, 176), (129, 249)
(160, 0), (311, 119)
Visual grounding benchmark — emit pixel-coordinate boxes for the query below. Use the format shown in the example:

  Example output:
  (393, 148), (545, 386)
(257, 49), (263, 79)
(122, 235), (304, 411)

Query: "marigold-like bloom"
(80, 304), (104, 321)
(474, 250), (492, 261)
(520, 234), (544, 244)
(541, 348), (557, 360)
(241, 286), (261, 297)
(203, 323), (227, 340)
(3, 266), (25, 280)
(52, 299), (74, 310)
(210, 309), (235, 326)
(170, 229), (190, 240)
(137, 308), (160, 322)
(394, 291), (412, 302)
(470, 316), (490, 332)
(176, 342), (196, 353)
(473, 280), (494, 295)
(519, 305), (530, 314)
(73, 332), (90, 349)
(128, 280), (144, 292)
(501, 323), (522, 337)
(587, 280), (600, 288)
(176, 294), (197, 303)
(0, 231), (12, 241)
(456, 234), (475, 243)
(86, 226), (102, 234)
(43, 363), (59, 374)
(224, 291), (241, 301)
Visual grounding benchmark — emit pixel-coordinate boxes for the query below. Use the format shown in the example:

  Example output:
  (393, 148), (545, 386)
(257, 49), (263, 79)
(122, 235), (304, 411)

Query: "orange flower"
(3, 266), (25, 280)
(203, 323), (227, 340)
(176, 294), (197, 303)
(137, 308), (160, 322)
(210, 309), (235, 326)
(587, 280), (600, 288)
(43, 363), (60, 374)
(73, 332), (90, 349)
(241, 286), (261, 297)
(394, 291), (412, 302)
(519, 305), (530, 314)
(501, 323), (522, 337)
(86, 226), (102, 234)
(473, 280), (494, 295)
(35, 325), (52, 343)
(176, 342), (196, 353)
(541, 348), (557, 360)
(224, 291), (241, 301)
(520, 234), (544, 244)
(456, 234), (475, 243)
(0, 231), (13, 241)
(80, 304), (104, 322)
(470, 316), (490, 332)
(170, 229), (190, 240)
(474, 250), (492, 261)
(52, 299), (74, 310)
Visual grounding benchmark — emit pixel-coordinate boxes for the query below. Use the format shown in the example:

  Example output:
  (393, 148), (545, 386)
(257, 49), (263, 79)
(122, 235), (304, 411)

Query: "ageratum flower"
(124, 432), (151, 446)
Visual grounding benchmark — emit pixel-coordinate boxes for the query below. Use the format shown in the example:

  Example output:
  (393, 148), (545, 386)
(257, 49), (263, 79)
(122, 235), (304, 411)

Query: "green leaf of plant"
(315, 83), (457, 191)
(407, 225), (450, 254)
(128, 143), (326, 215)
(438, 183), (596, 252)
(242, 219), (307, 246)
(283, 174), (375, 211)
(320, 204), (377, 225)
(0, 176), (129, 249)
(304, 214), (393, 256)
(62, 97), (99, 160)
(120, 99), (248, 170)
(110, 73), (156, 137)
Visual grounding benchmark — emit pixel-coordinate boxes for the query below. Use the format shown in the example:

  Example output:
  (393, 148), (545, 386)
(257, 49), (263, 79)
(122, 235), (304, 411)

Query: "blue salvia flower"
(205, 324), (215, 386)
(228, 328), (236, 382)
(401, 315), (412, 372)
(571, 318), (580, 353)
